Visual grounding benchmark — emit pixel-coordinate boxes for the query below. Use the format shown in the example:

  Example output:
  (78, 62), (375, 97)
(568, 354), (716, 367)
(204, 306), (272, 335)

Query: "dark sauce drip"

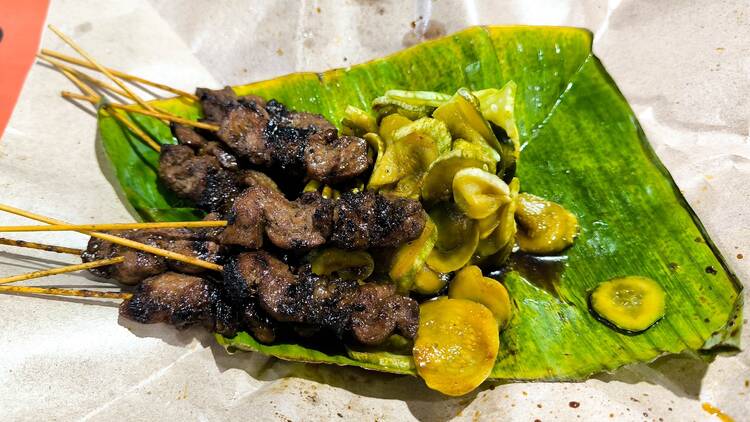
(489, 252), (567, 298)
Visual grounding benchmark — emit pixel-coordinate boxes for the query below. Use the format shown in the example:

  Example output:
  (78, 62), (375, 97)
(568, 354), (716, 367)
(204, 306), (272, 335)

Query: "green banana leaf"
(97, 25), (743, 381)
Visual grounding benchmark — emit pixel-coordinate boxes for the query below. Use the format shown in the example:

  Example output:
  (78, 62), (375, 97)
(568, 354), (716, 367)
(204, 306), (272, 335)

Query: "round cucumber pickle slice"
(589, 276), (666, 333)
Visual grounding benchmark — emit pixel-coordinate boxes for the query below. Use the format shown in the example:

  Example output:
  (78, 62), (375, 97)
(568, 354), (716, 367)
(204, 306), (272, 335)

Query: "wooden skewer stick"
(41, 48), (198, 100)
(61, 91), (218, 132)
(60, 90), (213, 132)
(0, 256), (125, 285)
(0, 237), (82, 255)
(0, 285), (132, 300)
(46, 58), (163, 152)
(0, 220), (227, 232)
(0, 204), (222, 272)
(47, 25), (160, 115)
(38, 53), (131, 98)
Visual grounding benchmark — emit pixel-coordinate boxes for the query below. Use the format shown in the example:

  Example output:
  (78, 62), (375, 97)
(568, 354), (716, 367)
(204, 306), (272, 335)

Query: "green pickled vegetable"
(426, 203), (480, 273)
(433, 88), (503, 159)
(378, 114), (412, 144)
(421, 147), (493, 203)
(389, 217), (437, 292)
(369, 117), (451, 192)
(474, 82), (520, 176)
(342, 105), (378, 136)
(590, 276), (666, 333)
(372, 95), (434, 120)
(453, 168), (510, 219)
(382, 89), (451, 107)
(310, 248), (374, 280)
(515, 193), (579, 255)
(475, 178), (519, 263)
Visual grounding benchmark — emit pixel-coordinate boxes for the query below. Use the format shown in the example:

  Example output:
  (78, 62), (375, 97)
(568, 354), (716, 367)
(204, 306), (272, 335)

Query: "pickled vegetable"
(413, 266), (448, 295)
(589, 276), (666, 333)
(433, 88), (503, 157)
(474, 81), (520, 176)
(453, 168), (510, 219)
(449, 266), (512, 328)
(372, 95), (434, 120)
(421, 148), (492, 203)
(310, 248), (374, 280)
(477, 212), (501, 239)
(475, 178), (519, 261)
(383, 89), (451, 107)
(426, 203), (480, 273)
(378, 114), (412, 144)
(389, 218), (437, 292)
(346, 334), (415, 372)
(413, 297), (499, 396)
(515, 193), (579, 254)
(342, 105), (378, 136)
(369, 118), (450, 190)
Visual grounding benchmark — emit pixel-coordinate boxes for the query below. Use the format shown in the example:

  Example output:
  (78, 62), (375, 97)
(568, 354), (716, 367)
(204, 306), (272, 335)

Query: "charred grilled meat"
(196, 87), (372, 183)
(221, 186), (426, 251)
(223, 252), (419, 345)
(82, 226), (223, 285)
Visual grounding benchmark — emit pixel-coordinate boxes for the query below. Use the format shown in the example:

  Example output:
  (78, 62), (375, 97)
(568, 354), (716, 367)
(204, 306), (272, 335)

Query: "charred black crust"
(221, 256), (254, 303)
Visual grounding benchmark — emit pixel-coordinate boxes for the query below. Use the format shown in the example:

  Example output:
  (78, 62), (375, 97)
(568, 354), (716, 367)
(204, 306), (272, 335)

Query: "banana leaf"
(96, 25), (743, 381)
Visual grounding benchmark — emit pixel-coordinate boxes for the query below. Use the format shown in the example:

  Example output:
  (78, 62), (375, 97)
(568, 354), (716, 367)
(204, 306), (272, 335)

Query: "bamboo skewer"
(0, 221), (227, 233)
(0, 285), (132, 300)
(40, 48), (198, 100)
(0, 237), (82, 255)
(60, 91), (218, 132)
(47, 58), (163, 152)
(47, 25), (160, 115)
(0, 256), (125, 285)
(0, 204), (222, 272)
(38, 53), (131, 98)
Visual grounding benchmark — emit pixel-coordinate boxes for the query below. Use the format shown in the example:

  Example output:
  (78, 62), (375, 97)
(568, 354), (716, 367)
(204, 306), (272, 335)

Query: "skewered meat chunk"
(220, 185), (333, 250)
(331, 190), (427, 249)
(196, 87), (371, 183)
(223, 252), (419, 345)
(158, 144), (241, 213)
(304, 129), (371, 184)
(82, 227), (223, 285)
(119, 272), (218, 328)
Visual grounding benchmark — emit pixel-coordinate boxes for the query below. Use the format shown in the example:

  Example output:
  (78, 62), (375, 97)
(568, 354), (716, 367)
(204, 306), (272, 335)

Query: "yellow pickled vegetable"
(378, 114), (412, 144)
(477, 212), (501, 239)
(414, 297), (499, 396)
(474, 81), (520, 176)
(515, 193), (579, 254)
(421, 148), (491, 203)
(433, 88), (503, 157)
(413, 265), (448, 295)
(389, 218), (437, 292)
(453, 168), (510, 219)
(449, 266), (512, 328)
(590, 276), (666, 333)
(372, 95), (434, 120)
(342, 105), (378, 136)
(475, 178), (519, 262)
(310, 248), (374, 280)
(369, 118), (450, 190)
(426, 203), (480, 273)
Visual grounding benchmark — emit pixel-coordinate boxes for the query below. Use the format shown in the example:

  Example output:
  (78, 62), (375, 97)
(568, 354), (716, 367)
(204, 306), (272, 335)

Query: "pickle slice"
(426, 203), (480, 273)
(515, 193), (579, 255)
(589, 276), (666, 333)
(413, 297), (499, 396)
(412, 265), (448, 295)
(448, 265), (513, 328)
(453, 168), (510, 219)
(389, 218), (437, 292)
(310, 248), (374, 281)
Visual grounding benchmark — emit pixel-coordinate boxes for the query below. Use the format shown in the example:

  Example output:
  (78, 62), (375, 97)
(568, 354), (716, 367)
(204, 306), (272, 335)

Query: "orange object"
(0, 0), (50, 138)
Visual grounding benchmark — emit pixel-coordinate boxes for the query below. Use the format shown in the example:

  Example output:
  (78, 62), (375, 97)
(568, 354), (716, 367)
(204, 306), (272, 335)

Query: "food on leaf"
(475, 177), (519, 262)
(310, 248), (375, 280)
(515, 193), (579, 254)
(590, 276), (666, 333)
(412, 265), (448, 295)
(448, 265), (513, 328)
(421, 148), (492, 203)
(413, 297), (499, 396)
(342, 105), (378, 136)
(453, 167), (510, 219)
(433, 88), (503, 159)
(389, 218), (437, 292)
(426, 203), (480, 273)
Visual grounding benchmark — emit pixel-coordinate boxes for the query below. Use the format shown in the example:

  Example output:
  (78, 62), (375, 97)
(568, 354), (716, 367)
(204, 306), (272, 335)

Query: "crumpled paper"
(0, 0), (747, 420)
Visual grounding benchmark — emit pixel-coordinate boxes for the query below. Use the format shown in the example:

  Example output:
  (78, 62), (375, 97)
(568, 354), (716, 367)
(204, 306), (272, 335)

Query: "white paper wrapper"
(0, 0), (747, 420)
